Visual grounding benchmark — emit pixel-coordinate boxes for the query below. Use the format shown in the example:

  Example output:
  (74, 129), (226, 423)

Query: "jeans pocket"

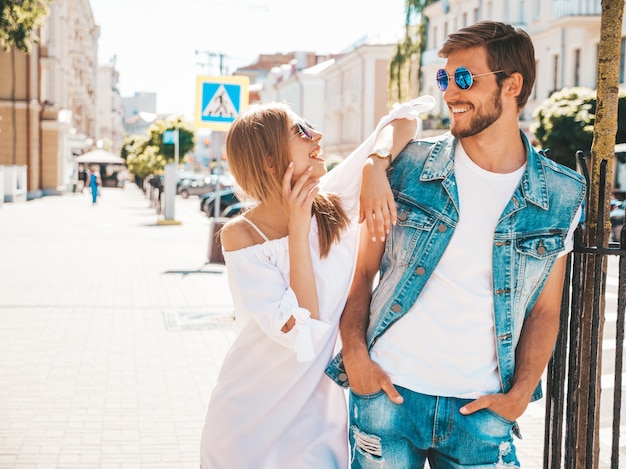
(483, 408), (516, 426)
(350, 389), (386, 400)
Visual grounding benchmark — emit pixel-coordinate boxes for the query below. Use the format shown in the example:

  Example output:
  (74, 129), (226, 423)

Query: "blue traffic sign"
(195, 76), (249, 131)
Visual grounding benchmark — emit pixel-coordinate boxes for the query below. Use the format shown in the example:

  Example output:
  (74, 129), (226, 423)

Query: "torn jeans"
(348, 386), (519, 468)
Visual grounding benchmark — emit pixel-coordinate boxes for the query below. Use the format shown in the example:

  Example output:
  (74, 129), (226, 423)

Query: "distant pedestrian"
(79, 166), (88, 193)
(88, 166), (101, 205)
(199, 97), (435, 469)
(117, 168), (130, 189)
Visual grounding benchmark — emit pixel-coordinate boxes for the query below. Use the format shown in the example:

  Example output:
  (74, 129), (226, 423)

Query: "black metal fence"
(544, 157), (626, 468)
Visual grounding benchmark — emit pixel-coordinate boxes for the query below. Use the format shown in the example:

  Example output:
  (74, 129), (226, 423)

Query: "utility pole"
(195, 50), (229, 76)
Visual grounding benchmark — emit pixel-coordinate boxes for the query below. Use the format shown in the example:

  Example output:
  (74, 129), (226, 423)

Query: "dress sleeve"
(224, 243), (331, 362)
(560, 205), (583, 257)
(320, 96), (436, 212)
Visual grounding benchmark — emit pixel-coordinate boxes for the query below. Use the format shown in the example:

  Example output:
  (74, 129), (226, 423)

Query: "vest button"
(391, 304), (402, 313)
(415, 266), (426, 275)
(537, 246), (546, 255)
(438, 224), (447, 233)
(338, 373), (348, 382)
(398, 212), (407, 221)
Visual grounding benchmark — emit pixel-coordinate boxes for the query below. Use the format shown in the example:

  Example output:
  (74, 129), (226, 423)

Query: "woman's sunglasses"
(289, 121), (314, 141)
(436, 67), (504, 91)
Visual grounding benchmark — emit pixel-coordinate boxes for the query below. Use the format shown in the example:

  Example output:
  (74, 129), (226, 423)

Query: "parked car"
(200, 186), (239, 217)
(200, 186), (256, 218)
(177, 174), (233, 198)
(220, 200), (256, 217)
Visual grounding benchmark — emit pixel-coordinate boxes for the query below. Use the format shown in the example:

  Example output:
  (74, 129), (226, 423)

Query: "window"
(553, 54), (559, 93)
(574, 49), (581, 86)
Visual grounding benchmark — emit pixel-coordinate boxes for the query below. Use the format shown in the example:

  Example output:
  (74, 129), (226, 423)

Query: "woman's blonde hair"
(225, 102), (349, 258)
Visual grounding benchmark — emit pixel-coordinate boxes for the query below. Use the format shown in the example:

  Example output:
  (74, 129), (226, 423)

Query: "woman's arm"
(360, 118), (417, 242)
(283, 163), (321, 332)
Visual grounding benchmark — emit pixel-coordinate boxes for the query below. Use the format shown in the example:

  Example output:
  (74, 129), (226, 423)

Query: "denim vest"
(327, 131), (586, 402)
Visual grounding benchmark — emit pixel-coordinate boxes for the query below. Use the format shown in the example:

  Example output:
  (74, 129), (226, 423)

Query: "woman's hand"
(282, 162), (319, 236)
(360, 159), (396, 242)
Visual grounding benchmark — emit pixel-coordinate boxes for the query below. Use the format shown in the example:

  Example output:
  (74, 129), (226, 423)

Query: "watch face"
(376, 150), (391, 158)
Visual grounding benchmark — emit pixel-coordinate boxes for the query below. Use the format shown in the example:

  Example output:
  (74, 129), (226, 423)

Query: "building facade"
(319, 42), (396, 158)
(0, 0), (125, 198)
(38, 0), (99, 195)
(257, 39), (397, 163)
(96, 61), (124, 154)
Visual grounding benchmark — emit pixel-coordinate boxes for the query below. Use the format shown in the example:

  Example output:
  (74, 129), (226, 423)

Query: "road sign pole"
(175, 129), (179, 167)
(159, 129), (181, 225)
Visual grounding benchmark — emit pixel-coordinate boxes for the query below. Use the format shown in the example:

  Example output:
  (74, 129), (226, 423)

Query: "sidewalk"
(0, 184), (545, 468)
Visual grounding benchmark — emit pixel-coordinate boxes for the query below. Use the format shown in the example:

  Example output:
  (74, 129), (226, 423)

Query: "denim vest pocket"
(391, 200), (436, 267)
(512, 232), (565, 314)
(515, 232), (565, 259)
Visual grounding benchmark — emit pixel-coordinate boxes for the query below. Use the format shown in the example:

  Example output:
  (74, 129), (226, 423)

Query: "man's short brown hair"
(438, 21), (536, 110)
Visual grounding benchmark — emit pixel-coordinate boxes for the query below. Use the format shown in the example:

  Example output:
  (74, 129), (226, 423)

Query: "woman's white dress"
(199, 97), (435, 469)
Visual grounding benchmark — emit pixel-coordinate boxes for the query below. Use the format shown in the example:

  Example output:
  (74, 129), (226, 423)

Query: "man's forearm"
(340, 226), (384, 361)
(510, 307), (560, 402)
(339, 270), (374, 360)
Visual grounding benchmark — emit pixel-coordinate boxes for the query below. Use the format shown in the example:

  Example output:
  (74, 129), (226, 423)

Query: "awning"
(76, 149), (125, 165)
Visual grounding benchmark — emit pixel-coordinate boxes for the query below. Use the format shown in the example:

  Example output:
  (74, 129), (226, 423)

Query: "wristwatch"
(369, 149), (392, 170)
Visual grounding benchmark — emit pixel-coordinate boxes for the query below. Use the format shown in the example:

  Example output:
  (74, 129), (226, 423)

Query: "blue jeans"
(348, 386), (520, 468)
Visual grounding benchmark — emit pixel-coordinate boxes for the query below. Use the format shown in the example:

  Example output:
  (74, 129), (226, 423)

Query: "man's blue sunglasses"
(436, 67), (504, 91)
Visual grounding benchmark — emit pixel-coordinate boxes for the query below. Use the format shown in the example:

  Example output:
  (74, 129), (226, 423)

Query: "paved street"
(0, 183), (620, 468)
(0, 185), (233, 469)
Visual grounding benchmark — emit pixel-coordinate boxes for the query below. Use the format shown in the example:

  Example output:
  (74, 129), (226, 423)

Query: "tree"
(125, 145), (165, 180)
(121, 117), (196, 181)
(120, 134), (148, 163)
(0, 0), (53, 53)
(389, 0), (433, 102)
(146, 117), (195, 164)
(531, 86), (626, 169)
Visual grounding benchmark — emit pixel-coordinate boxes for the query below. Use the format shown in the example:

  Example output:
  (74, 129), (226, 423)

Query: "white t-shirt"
(371, 142), (577, 399)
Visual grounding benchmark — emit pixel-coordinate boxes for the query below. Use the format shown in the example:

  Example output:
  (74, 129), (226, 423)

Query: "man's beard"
(450, 88), (503, 138)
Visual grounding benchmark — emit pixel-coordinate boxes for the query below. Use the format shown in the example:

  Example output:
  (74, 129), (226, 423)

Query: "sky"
(89, 0), (407, 119)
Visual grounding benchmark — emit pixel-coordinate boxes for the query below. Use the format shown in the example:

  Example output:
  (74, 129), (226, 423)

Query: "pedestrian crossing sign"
(195, 75), (250, 131)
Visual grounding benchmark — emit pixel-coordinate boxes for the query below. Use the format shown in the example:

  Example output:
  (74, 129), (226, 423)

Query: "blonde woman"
(200, 98), (434, 469)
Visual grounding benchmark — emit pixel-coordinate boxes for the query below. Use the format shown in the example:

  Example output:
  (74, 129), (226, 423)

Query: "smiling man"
(327, 21), (586, 468)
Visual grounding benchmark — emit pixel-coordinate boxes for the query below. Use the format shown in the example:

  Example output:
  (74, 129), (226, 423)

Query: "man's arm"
(340, 223), (404, 403)
(460, 255), (567, 419)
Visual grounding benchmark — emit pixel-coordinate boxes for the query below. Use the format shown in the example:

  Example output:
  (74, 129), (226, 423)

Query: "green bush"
(531, 87), (626, 169)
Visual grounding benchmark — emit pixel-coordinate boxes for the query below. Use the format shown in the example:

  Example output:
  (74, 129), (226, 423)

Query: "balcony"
(553, 0), (601, 18)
